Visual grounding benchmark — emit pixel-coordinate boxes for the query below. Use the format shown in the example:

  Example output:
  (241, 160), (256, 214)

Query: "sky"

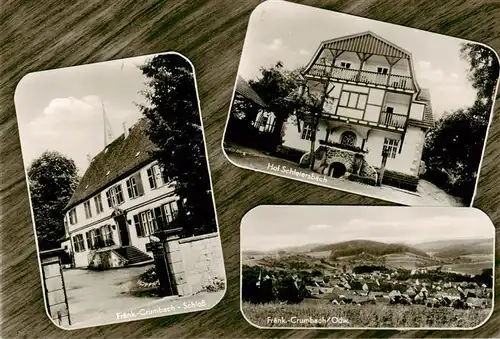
(241, 206), (494, 252)
(14, 53), (159, 176)
(237, 1), (482, 119)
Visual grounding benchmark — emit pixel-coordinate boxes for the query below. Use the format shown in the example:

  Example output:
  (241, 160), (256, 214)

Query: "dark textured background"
(1, 0), (500, 338)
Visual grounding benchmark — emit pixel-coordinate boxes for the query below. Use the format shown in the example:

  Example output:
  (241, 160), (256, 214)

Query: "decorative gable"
(322, 31), (410, 59)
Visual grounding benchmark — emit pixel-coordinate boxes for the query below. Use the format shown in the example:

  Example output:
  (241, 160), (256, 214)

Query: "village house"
(233, 76), (276, 134)
(226, 76), (278, 151)
(280, 31), (434, 191)
(60, 119), (181, 269)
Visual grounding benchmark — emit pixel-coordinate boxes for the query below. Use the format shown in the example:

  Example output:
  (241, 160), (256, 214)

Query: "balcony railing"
(379, 111), (407, 129)
(307, 65), (414, 91)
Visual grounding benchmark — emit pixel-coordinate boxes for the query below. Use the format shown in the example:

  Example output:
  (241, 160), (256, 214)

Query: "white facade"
(281, 80), (428, 177)
(64, 160), (180, 268)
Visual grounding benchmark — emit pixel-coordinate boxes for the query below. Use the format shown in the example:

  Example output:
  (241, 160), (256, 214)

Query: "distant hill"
(242, 250), (267, 256)
(310, 240), (430, 258)
(272, 243), (327, 253)
(412, 238), (494, 257)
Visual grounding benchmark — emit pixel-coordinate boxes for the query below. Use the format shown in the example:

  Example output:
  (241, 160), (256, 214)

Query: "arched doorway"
(340, 131), (357, 147)
(329, 162), (347, 178)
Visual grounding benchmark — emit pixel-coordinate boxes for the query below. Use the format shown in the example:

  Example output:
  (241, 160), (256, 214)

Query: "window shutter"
(147, 168), (155, 189)
(170, 201), (179, 219)
(126, 179), (133, 198)
(116, 185), (124, 204)
(135, 172), (145, 196)
(154, 166), (162, 186)
(133, 215), (142, 237)
(140, 213), (148, 236)
(106, 190), (112, 207)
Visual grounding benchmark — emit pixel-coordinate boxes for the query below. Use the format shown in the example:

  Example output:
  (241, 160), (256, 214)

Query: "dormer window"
(340, 61), (351, 69)
(377, 67), (389, 74)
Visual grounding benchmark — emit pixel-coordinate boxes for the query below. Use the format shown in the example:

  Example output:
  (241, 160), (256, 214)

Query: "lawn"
(224, 148), (464, 207)
(242, 301), (491, 329)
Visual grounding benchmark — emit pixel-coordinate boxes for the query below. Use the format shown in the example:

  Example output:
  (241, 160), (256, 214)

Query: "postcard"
(240, 205), (495, 330)
(14, 52), (226, 329)
(222, 0), (500, 207)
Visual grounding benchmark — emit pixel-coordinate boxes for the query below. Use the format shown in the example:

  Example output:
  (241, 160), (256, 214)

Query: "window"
(340, 61), (351, 69)
(85, 227), (113, 249)
(257, 113), (276, 133)
(377, 67), (389, 74)
(101, 224), (114, 247)
(383, 138), (399, 159)
(386, 106), (394, 114)
(340, 131), (357, 147)
(126, 172), (145, 199)
(338, 91), (368, 110)
(84, 200), (92, 219)
(85, 231), (92, 249)
(301, 123), (313, 140)
(94, 194), (104, 214)
(147, 165), (166, 189)
(91, 229), (103, 249)
(163, 201), (179, 223)
(133, 200), (180, 237)
(261, 116), (268, 128)
(72, 234), (85, 252)
(134, 210), (158, 237)
(106, 184), (124, 208)
(69, 208), (78, 225)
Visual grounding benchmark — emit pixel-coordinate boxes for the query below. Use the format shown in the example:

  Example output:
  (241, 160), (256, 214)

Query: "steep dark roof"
(235, 75), (267, 108)
(409, 88), (435, 129)
(65, 118), (156, 212)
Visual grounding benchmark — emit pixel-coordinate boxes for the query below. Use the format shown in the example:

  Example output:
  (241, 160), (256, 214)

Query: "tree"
(138, 54), (217, 237)
(291, 75), (335, 169)
(248, 61), (302, 146)
(460, 43), (499, 110)
(422, 43), (499, 204)
(28, 151), (80, 251)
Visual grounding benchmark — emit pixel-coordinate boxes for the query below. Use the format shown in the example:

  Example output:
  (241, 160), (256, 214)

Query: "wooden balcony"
(321, 110), (407, 132)
(307, 64), (414, 91)
(379, 111), (407, 129)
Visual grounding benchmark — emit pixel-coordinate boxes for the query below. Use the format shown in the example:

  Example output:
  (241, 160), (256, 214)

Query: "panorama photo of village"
(224, 1), (499, 207)
(240, 206), (494, 329)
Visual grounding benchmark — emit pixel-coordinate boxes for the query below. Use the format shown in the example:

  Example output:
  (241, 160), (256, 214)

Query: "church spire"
(102, 100), (113, 147)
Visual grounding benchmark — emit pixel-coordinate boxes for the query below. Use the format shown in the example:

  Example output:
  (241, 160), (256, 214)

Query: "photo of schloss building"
(58, 118), (225, 297)
(235, 31), (435, 192)
(59, 119), (179, 269)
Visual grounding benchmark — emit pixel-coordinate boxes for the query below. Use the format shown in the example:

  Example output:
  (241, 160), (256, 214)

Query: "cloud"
(299, 49), (310, 55)
(21, 95), (139, 173)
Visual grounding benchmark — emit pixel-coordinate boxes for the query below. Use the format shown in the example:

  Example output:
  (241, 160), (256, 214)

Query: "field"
(242, 301), (492, 329)
(442, 262), (494, 275)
